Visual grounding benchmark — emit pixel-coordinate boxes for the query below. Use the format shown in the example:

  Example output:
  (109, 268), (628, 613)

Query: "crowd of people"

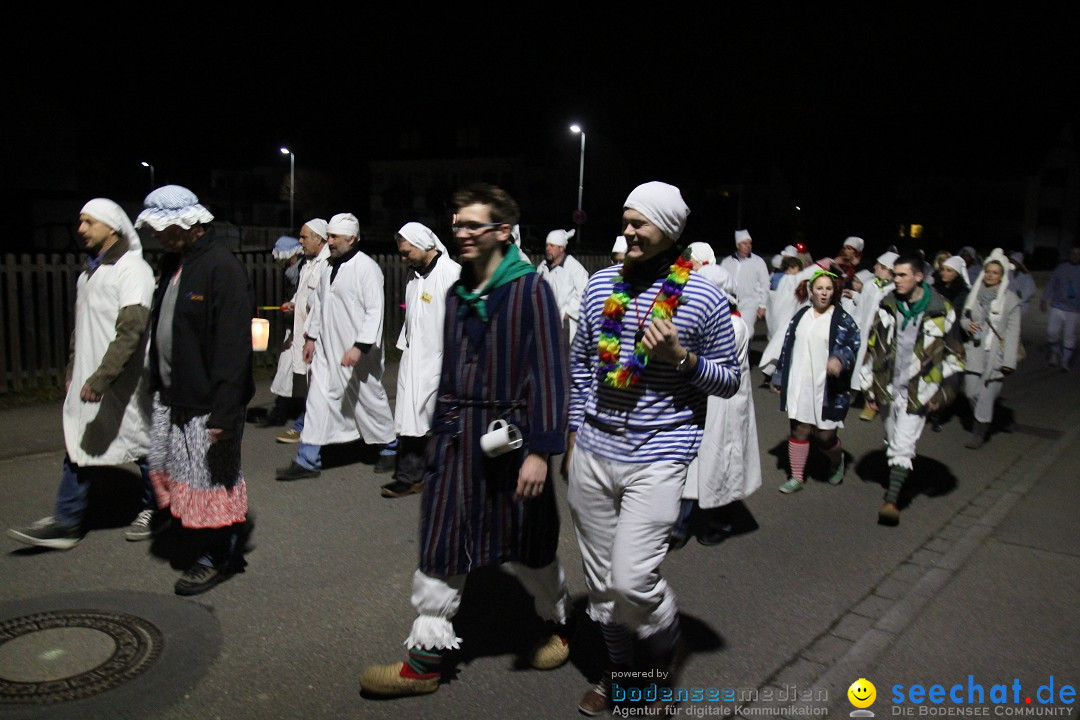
(5, 180), (1079, 715)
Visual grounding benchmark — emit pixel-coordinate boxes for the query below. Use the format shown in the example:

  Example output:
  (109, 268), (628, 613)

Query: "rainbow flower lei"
(598, 249), (694, 388)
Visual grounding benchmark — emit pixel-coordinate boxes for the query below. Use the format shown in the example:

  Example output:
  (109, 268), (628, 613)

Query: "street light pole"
(140, 161), (155, 189)
(280, 147), (294, 230)
(569, 124), (585, 213)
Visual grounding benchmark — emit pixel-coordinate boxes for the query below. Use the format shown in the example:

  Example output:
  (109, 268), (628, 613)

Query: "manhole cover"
(0, 610), (163, 705)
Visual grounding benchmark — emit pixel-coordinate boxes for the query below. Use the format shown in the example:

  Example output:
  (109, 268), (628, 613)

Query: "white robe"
(270, 244), (330, 397)
(760, 265), (821, 374)
(785, 307), (841, 430)
(852, 278), (894, 374)
(536, 254), (590, 346)
(720, 252), (770, 331)
(63, 251), (154, 466)
(684, 314), (761, 508)
(394, 253), (461, 438)
(301, 249), (395, 446)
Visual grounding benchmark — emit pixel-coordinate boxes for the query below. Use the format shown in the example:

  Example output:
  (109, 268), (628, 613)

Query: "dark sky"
(8, 9), (1079, 250)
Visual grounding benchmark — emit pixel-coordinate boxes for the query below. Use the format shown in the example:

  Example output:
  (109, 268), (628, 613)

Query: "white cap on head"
(612, 236), (628, 254)
(327, 213), (360, 237)
(771, 254), (783, 270)
(734, 229), (751, 246)
(135, 185), (214, 231)
(941, 256), (971, 287)
(877, 251), (899, 268)
(397, 222), (446, 253)
(781, 245), (797, 257)
(855, 269), (873, 286)
(843, 236), (865, 253)
(545, 228), (576, 247)
(81, 198), (142, 253)
(303, 218), (328, 239)
(697, 263), (737, 302)
(687, 241), (716, 265)
(624, 181), (690, 241)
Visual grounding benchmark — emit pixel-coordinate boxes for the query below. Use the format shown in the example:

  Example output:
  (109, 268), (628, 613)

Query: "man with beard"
(720, 228), (770, 339)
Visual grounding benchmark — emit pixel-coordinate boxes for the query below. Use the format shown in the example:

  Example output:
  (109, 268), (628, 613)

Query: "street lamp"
(569, 125), (585, 216)
(140, 161), (154, 189)
(280, 147), (295, 230)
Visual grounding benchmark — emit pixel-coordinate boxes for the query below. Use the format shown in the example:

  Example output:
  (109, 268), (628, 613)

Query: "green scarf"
(897, 281), (932, 329)
(455, 248), (536, 322)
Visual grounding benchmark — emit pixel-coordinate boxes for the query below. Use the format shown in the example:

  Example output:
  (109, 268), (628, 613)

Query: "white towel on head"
(327, 213), (360, 237)
(687, 241), (716, 265)
(734, 229), (751, 245)
(304, 218), (328, 239)
(941, 256), (970, 287)
(81, 198), (142, 253)
(545, 228), (575, 247)
(135, 185), (214, 231)
(843, 236), (865, 253)
(398, 222), (446, 253)
(611, 236), (628, 254)
(623, 181), (690, 241)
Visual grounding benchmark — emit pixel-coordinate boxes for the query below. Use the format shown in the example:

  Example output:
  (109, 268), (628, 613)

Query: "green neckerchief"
(455, 248), (536, 322)
(897, 281), (932, 329)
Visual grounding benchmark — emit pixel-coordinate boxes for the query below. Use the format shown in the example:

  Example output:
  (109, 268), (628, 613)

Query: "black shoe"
(697, 524), (733, 547)
(259, 412), (288, 428)
(668, 533), (689, 550)
(175, 563), (231, 596)
(381, 479), (422, 498)
(7, 517), (83, 550)
(374, 454), (396, 474)
(276, 461), (321, 481)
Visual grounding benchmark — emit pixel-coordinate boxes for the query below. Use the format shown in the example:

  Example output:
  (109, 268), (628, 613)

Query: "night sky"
(7, 9), (1079, 255)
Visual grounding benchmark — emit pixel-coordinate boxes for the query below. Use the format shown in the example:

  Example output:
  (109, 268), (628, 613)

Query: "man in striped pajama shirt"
(566, 182), (742, 715)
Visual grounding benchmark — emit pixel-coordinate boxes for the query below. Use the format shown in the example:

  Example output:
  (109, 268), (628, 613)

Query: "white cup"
(480, 419), (523, 458)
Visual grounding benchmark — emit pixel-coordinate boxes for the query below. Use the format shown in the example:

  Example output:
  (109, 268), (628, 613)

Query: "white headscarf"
(697, 263), (737, 303)
(398, 222), (447, 253)
(304, 218), (328, 239)
(545, 228), (576, 247)
(687, 241), (716, 265)
(624, 182), (690, 241)
(877, 251), (899, 268)
(327, 213), (360, 237)
(843, 236), (865, 253)
(941, 255), (970, 287)
(134, 185), (214, 231)
(964, 248), (1013, 317)
(81, 198), (142, 254)
(734, 229), (752, 246)
(612, 236), (628, 254)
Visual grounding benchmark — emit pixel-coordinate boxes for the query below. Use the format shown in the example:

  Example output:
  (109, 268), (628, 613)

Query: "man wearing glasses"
(360, 184), (573, 697)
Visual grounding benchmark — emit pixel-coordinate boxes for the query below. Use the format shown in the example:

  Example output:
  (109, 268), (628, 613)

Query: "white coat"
(302, 249), (395, 446)
(63, 250), (154, 466)
(720, 252), (770, 328)
(684, 314), (761, 508)
(270, 244), (330, 397)
(852, 277), (894, 373)
(394, 253), (461, 437)
(536, 254), (590, 346)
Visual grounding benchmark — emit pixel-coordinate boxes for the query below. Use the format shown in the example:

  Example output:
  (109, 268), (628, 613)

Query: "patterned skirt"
(149, 393), (247, 529)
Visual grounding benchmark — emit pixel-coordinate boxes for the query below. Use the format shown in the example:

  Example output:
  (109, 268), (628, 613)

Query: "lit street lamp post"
(569, 125), (585, 223)
(280, 147), (295, 230)
(140, 161), (155, 189)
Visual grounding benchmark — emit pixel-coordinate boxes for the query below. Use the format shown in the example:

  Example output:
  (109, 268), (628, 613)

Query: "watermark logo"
(849, 679), (878, 718)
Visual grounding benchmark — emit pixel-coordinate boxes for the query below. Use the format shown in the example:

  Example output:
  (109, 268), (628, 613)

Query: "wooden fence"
(0, 251), (612, 395)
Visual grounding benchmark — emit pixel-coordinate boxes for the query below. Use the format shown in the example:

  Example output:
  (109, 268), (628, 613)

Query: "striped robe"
(418, 273), (568, 578)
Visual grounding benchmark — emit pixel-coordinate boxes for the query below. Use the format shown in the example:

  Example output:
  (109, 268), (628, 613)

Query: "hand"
(341, 346), (362, 367)
(208, 428), (234, 444)
(515, 453), (548, 501)
(560, 432), (576, 480)
(968, 322), (980, 334)
(827, 357), (842, 377)
(80, 383), (101, 402)
(641, 317), (683, 365)
(757, 307), (766, 320)
(927, 401), (940, 413)
(867, 399), (878, 411)
(303, 338), (315, 364)
(280, 301), (294, 314)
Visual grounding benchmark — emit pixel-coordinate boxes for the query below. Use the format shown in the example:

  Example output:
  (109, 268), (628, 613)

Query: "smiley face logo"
(848, 678), (877, 708)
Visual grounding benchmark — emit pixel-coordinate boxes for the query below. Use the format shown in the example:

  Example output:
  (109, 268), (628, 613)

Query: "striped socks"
(788, 439), (810, 482)
(401, 647), (441, 680)
(885, 465), (909, 505)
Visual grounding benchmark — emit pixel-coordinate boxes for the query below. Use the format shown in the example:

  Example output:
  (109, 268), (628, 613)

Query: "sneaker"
(275, 428), (301, 444)
(380, 479), (423, 498)
(877, 502), (900, 526)
(276, 461), (321, 481)
(125, 509), (154, 541)
(827, 455), (846, 485)
(374, 453), (396, 474)
(578, 675), (612, 716)
(359, 662), (439, 697)
(697, 523), (733, 547)
(529, 626), (570, 670)
(7, 517), (82, 550)
(174, 563), (231, 596)
(778, 477), (804, 494)
(859, 405), (877, 421)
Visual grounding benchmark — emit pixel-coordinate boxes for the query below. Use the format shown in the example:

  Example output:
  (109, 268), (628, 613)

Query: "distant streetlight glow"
(569, 124), (585, 226)
(140, 161), (155, 188)
(280, 147), (295, 230)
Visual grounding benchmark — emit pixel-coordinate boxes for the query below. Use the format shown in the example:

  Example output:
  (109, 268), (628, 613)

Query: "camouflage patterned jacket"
(858, 287), (965, 414)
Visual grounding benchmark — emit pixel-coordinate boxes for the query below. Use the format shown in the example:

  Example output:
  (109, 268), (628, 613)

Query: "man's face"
(397, 236), (428, 268)
(622, 209), (674, 263)
(545, 243), (565, 264)
(892, 263), (923, 297)
(299, 225), (325, 258)
(327, 233), (356, 258)
(736, 238), (752, 258)
(454, 203), (509, 264)
(874, 262), (895, 281)
(152, 225), (199, 253)
(840, 245), (857, 262)
(77, 214), (115, 253)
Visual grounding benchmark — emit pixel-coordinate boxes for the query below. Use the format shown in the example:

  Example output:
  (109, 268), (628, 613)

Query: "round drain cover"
(0, 610), (163, 705)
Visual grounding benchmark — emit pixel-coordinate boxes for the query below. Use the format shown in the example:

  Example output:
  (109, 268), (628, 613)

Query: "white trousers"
(883, 402), (927, 470)
(405, 560), (570, 650)
(567, 446), (684, 638)
(964, 374), (1004, 424)
(1047, 307), (1079, 352)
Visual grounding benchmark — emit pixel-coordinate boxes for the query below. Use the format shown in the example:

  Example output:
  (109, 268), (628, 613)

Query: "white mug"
(480, 419), (523, 458)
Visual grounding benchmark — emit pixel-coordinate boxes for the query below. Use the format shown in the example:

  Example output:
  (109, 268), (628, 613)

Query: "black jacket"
(149, 235), (255, 433)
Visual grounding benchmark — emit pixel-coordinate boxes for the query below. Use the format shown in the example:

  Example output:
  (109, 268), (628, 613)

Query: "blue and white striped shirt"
(569, 264), (741, 464)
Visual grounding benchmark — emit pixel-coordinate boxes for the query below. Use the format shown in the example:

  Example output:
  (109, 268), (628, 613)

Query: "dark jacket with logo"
(149, 234), (254, 433)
